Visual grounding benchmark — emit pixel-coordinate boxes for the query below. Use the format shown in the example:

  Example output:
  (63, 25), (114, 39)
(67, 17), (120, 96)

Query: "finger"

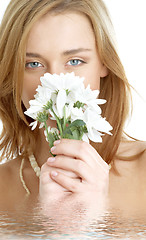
(51, 139), (109, 172)
(40, 163), (68, 192)
(41, 162), (58, 174)
(50, 170), (83, 193)
(41, 161), (77, 179)
(47, 155), (93, 181)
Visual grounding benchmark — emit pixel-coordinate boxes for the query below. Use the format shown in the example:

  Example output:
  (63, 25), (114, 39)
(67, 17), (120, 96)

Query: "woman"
(0, 0), (145, 209)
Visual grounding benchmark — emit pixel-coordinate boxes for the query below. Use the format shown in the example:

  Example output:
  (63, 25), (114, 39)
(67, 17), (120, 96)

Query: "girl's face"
(22, 12), (108, 109)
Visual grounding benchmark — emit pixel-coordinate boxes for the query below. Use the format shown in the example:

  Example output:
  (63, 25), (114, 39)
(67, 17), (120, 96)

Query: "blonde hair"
(0, 0), (131, 163)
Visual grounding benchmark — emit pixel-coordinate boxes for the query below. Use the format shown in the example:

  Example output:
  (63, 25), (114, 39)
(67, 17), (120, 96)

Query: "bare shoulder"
(137, 141), (146, 165)
(113, 140), (146, 173)
(0, 157), (23, 199)
(117, 139), (146, 157)
(0, 156), (20, 171)
(109, 140), (146, 207)
(0, 158), (20, 188)
(0, 157), (26, 210)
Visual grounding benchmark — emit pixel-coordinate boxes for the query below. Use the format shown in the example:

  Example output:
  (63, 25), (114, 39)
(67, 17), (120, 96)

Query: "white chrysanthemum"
(24, 72), (113, 143)
(70, 107), (84, 122)
(25, 86), (52, 119)
(82, 108), (112, 142)
(70, 106), (112, 142)
(74, 84), (106, 114)
(40, 72), (84, 92)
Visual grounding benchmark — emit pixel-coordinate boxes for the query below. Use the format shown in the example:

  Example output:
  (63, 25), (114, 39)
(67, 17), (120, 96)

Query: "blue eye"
(25, 62), (43, 69)
(67, 59), (85, 66)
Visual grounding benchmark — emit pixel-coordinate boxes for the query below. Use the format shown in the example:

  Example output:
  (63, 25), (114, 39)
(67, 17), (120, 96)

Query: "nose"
(48, 62), (66, 75)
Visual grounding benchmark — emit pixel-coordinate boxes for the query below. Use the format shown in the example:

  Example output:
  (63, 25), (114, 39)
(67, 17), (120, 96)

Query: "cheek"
(83, 71), (100, 90)
(90, 72), (100, 90)
(22, 73), (40, 109)
(82, 56), (102, 90)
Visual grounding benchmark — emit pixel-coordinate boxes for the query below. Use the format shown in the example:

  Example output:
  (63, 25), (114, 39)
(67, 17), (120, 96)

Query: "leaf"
(72, 129), (80, 140)
(62, 133), (74, 139)
(62, 128), (72, 138)
(69, 119), (86, 128)
(61, 119), (87, 140)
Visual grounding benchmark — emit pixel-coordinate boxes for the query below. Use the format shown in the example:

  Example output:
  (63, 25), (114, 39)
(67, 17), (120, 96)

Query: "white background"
(0, 0), (146, 140)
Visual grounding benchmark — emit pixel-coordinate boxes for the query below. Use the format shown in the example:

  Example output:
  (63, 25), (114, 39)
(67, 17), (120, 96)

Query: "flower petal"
(29, 120), (38, 130)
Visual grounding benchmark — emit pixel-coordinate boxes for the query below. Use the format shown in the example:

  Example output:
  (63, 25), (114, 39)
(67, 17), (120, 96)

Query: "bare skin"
(109, 140), (146, 209)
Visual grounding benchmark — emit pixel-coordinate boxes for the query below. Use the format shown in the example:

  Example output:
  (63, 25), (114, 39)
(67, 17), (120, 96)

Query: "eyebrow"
(62, 48), (92, 56)
(26, 53), (42, 58)
(26, 48), (92, 59)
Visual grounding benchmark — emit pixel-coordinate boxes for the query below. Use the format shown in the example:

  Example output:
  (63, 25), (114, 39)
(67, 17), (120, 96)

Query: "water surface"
(0, 196), (146, 240)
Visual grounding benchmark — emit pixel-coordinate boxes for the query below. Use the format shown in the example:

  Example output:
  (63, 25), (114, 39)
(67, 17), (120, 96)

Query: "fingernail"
(54, 140), (61, 145)
(51, 146), (56, 152)
(47, 157), (55, 163)
(51, 171), (58, 177)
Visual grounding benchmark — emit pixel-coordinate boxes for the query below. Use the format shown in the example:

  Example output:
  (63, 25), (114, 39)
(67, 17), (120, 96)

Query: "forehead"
(26, 12), (96, 52)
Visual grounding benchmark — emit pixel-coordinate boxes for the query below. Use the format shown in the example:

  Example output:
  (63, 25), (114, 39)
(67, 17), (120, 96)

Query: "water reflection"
(0, 195), (146, 240)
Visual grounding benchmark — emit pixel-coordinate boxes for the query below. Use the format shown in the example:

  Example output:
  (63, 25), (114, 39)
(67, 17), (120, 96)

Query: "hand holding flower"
(45, 139), (109, 199)
(25, 72), (112, 199)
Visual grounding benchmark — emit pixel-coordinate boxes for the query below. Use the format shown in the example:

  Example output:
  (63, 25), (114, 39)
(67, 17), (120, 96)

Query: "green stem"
(50, 107), (63, 137)
(44, 121), (55, 157)
(44, 121), (49, 141)
(63, 106), (66, 132)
